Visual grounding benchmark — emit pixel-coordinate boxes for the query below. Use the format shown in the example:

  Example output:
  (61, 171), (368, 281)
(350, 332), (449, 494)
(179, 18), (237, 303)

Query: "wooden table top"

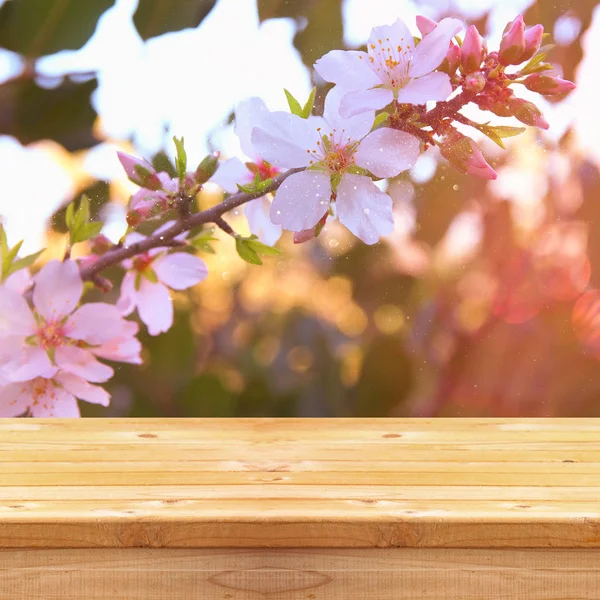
(1, 418), (599, 549)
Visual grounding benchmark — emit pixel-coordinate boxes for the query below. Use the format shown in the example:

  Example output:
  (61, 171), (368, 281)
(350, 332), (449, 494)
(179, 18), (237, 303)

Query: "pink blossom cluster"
(0, 12), (575, 417)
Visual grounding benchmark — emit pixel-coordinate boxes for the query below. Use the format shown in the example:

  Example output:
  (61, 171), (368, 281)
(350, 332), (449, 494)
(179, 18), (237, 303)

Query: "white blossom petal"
(5, 346), (56, 382)
(323, 87), (374, 141)
(56, 371), (110, 407)
(116, 271), (137, 316)
(136, 280), (173, 336)
(395, 71), (453, 104)
(0, 286), (36, 336)
(369, 19), (415, 54)
(66, 303), (129, 345)
(355, 128), (421, 178)
(210, 158), (253, 194)
(234, 97), (270, 159)
(30, 384), (80, 417)
(33, 260), (82, 321)
(270, 171), (331, 232)
(245, 197), (282, 246)
(410, 18), (463, 78)
(314, 50), (380, 90)
(251, 112), (315, 168)
(336, 173), (394, 245)
(339, 88), (394, 118)
(0, 382), (29, 416)
(93, 337), (142, 365)
(153, 253), (208, 290)
(55, 346), (113, 383)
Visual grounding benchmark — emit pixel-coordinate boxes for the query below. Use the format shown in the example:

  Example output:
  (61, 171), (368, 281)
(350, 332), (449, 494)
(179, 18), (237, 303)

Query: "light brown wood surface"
(2, 418), (600, 599)
(1, 418), (600, 549)
(1, 548), (600, 599)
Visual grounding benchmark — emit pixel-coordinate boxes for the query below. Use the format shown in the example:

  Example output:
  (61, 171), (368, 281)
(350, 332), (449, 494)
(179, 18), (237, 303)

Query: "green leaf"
(235, 237), (262, 265)
(133, 0), (217, 40)
(65, 201), (75, 229)
(284, 89), (303, 117)
(6, 249), (44, 277)
(71, 221), (103, 245)
(76, 195), (91, 227)
(301, 87), (317, 119)
(236, 177), (273, 195)
(246, 237), (281, 257)
(4, 239), (23, 267)
(173, 136), (187, 181)
(372, 111), (390, 129)
(0, 0), (114, 58)
(0, 224), (9, 260)
(190, 231), (218, 254)
(476, 123), (526, 149)
(152, 151), (178, 179)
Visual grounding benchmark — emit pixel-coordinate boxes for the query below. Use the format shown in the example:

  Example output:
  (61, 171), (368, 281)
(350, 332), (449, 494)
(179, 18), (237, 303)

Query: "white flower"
(211, 97), (282, 246)
(250, 87), (420, 244)
(315, 17), (463, 117)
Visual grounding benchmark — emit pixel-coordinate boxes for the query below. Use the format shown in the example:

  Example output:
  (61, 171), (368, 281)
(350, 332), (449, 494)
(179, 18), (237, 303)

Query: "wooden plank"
(4, 470), (600, 487)
(1, 419), (600, 549)
(1, 548), (599, 599)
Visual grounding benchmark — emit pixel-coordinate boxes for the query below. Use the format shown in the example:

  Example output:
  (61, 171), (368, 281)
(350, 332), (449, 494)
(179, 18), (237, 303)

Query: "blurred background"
(0, 0), (599, 417)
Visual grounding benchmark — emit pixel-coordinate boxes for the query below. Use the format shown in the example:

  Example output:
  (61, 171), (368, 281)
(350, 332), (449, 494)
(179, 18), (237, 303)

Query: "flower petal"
(93, 336), (142, 365)
(355, 128), (421, 178)
(55, 346), (113, 383)
(245, 197), (282, 246)
(339, 88), (394, 118)
(234, 97), (270, 159)
(5, 267), (32, 295)
(66, 303), (130, 345)
(270, 171), (331, 232)
(33, 260), (82, 321)
(336, 173), (394, 245)
(250, 112), (314, 168)
(410, 17), (463, 78)
(56, 371), (110, 407)
(210, 157), (253, 194)
(314, 50), (380, 90)
(395, 71), (453, 104)
(4, 346), (56, 382)
(323, 86), (374, 141)
(153, 253), (208, 290)
(30, 383), (80, 418)
(369, 19), (415, 54)
(116, 271), (138, 316)
(0, 382), (29, 416)
(0, 286), (36, 337)
(136, 280), (173, 336)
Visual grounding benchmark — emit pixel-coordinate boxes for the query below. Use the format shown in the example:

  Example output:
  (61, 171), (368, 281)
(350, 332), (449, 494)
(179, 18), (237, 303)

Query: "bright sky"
(0, 0), (593, 253)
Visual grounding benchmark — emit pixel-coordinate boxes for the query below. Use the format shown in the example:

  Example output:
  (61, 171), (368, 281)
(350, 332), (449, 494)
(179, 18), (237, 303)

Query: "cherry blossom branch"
(80, 167), (304, 281)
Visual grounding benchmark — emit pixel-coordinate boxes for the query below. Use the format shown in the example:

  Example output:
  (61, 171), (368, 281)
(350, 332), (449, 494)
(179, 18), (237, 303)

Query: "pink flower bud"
(521, 24), (544, 62)
(464, 71), (486, 93)
(439, 133), (497, 180)
(523, 73), (576, 95)
(90, 234), (113, 255)
(117, 151), (163, 191)
(439, 43), (461, 75)
(416, 15), (437, 36)
(499, 15), (526, 65)
(461, 25), (485, 73)
(509, 97), (549, 129)
(293, 212), (328, 243)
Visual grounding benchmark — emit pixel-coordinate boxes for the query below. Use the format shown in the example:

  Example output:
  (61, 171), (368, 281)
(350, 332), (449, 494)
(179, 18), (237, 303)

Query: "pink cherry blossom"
(250, 87), (421, 244)
(314, 17), (462, 117)
(0, 260), (141, 387)
(211, 97), (282, 246)
(0, 371), (110, 417)
(117, 227), (208, 335)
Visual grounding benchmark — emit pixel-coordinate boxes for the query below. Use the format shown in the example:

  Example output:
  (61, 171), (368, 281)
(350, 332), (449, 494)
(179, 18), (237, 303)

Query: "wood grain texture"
(1, 548), (599, 599)
(1, 418), (600, 549)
